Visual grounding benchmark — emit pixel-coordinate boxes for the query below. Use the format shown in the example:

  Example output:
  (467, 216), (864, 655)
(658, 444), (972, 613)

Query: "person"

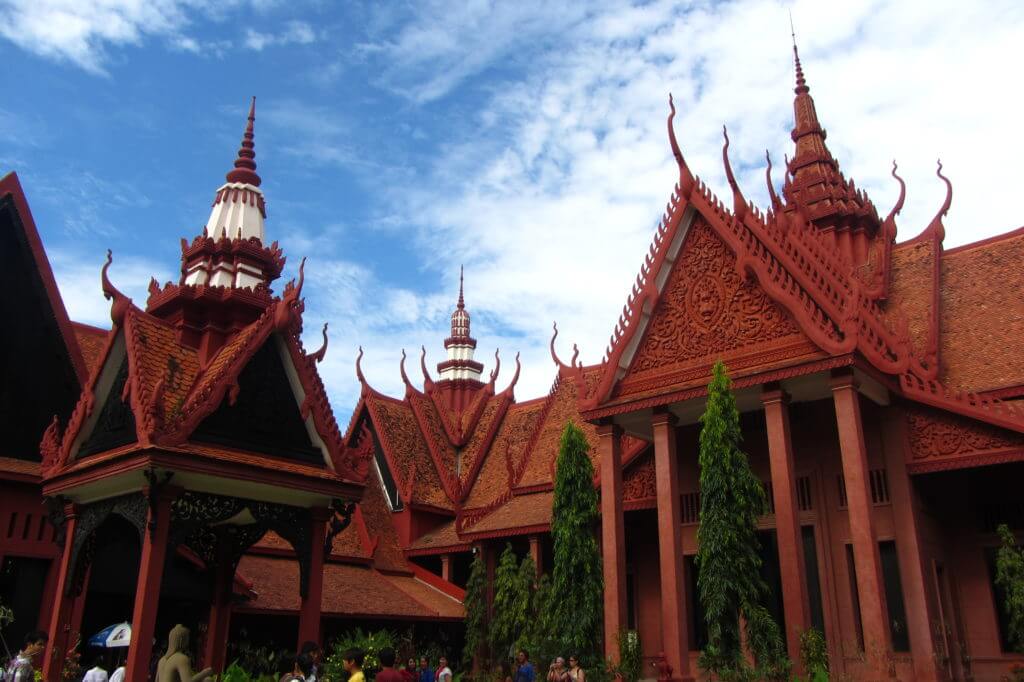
(3, 630), (47, 682)
(281, 653), (314, 682)
(109, 662), (127, 682)
(156, 625), (213, 682)
(514, 650), (535, 682)
(375, 647), (403, 682)
(566, 656), (584, 682)
(342, 648), (365, 682)
(546, 657), (566, 682)
(300, 641), (321, 682)
(401, 658), (416, 682)
(434, 657), (452, 682)
(417, 656), (433, 682)
(83, 657), (109, 682)
(500, 661), (513, 682)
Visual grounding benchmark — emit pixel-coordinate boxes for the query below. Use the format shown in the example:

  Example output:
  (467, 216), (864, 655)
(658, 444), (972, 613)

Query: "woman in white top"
(109, 665), (127, 682)
(83, 659), (109, 682)
(435, 657), (452, 682)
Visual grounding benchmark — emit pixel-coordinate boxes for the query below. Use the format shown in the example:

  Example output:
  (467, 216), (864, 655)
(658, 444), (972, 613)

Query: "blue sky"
(3, 0), (1024, 413)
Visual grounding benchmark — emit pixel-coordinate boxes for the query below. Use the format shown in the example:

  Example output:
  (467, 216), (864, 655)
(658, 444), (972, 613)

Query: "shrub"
(996, 524), (1024, 653)
(323, 628), (396, 681)
(616, 630), (642, 682)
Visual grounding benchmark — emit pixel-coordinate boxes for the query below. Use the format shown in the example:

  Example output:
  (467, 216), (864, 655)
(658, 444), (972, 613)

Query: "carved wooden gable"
(616, 218), (820, 398)
(622, 448), (656, 508)
(192, 340), (324, 466)
(80, 357), (137, 456)
(904, 405), (1024, 473)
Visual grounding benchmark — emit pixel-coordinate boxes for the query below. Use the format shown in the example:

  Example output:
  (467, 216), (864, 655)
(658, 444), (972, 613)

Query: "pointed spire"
(457, 264), (465, 310)
(791, 14), (808, 95)
(225, 97), (261, 187)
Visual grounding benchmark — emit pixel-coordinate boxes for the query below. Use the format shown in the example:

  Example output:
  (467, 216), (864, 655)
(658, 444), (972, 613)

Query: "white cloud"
(244, 20), (315, 51)
(0, 0), (304, 73)
(310, 0), (1024, 412)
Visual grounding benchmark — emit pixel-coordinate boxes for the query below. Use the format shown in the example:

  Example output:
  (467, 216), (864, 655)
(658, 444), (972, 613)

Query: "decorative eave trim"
(458, 522), (550, 543)
(404, 543), (473, 558)
(906, 448), (1024, 475)
(582, 355), (855, 420)
(407, 562), (466, 601)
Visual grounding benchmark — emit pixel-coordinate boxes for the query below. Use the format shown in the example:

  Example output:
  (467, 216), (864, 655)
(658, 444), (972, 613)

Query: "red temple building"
(2, 46), (1024, 682)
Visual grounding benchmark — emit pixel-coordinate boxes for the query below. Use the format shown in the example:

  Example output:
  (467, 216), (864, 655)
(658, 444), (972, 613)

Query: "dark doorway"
(0, 556), (51, 652)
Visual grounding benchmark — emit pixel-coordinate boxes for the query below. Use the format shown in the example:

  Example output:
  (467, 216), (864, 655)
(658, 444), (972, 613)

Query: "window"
(685, 555), (707, 651)
(757, 530), (787, 637)
(879, 541), (910, 652)
(802, 525), (826, 633)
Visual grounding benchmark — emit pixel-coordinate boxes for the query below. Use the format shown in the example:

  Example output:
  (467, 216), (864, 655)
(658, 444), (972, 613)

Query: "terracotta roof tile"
(406, 520), (463, 551)
(0, 456), (41, 477)
(125, 310), (201, 423)
(379, 573), (464, 618)
(467, 491), (553, 534)
(366, 395), (452, 510)
(358, 474), (409, 571)
(939, 231), (1024, 392)
(887, 239), (937, 357)
(519, 372), (600, 488)
(71, 322), (109, 378)
(463, 400), (544, 509)
(457, 395), (506, 489)
(237, 556), (462, 618)
(408, 391), (459, 485)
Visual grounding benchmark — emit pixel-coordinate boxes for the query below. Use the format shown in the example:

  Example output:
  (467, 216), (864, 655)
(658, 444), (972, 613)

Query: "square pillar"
(528, 535), (542, 576)
(651, 409), (692, 682)
(761, 386), (810, 669)
(297, 507), (331, 648)
(598, 422), (627, 662)
(43, 503), (78, 682)
(202, 542), (237, 676)
(882, 409), (940, 681)
(440, 553), (454, 583)
(125, 484), (180, 682)
(831, 372), (890, 675)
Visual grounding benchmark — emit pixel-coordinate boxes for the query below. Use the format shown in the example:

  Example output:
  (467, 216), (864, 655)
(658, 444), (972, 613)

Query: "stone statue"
(156, 625), (213, 682)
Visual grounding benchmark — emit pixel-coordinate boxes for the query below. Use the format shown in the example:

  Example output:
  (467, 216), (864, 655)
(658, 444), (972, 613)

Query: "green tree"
(462, 552), (489, 669)
(696, 361), (788, 680)
(514, 555), (538, 652)
(525, 572), (554, 663)
(491, 544), (533, 663)
(996, 523), (1024, 652)
(542, 421), (603, 661)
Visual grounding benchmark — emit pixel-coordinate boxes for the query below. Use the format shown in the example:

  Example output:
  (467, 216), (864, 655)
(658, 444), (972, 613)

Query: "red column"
(651, 410), (692, 682)
(598, 422), (627, 663)
(483, 543), (497, 615)
(831, 373), (890, 677)
(297, 508), (330, 649)
(202, 545), (236, 676)
(762, 386), (810, 669)
(882, 409), (940, 681)
(125, 486), (179, 682)
(440, 553), (453, 583)
(528, 535), (542, 576)
(43, 503), (78, 682)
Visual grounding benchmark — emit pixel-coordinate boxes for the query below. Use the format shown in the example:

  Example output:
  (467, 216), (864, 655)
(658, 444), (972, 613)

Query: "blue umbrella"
(88, 622), (131, 648)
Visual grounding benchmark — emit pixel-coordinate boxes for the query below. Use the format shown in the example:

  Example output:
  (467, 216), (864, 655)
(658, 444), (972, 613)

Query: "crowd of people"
(1, 626), (475, 682)
(500, 650), (585, 682)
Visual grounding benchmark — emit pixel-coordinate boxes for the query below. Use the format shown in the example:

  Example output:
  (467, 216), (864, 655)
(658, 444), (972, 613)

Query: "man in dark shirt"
(514, 650), (535, 682)
(417, 656), (434, 682)
(376, 648), (404, 682)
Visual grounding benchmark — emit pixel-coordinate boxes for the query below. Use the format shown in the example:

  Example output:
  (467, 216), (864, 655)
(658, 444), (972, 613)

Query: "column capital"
(760, 382), (790, 405)
(651, 407), (678, 428)
(596, 421), (623, 437)
(829, 368), (859, 391)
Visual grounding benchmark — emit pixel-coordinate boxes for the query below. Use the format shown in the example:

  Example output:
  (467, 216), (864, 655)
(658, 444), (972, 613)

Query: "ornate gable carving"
(905, 405), (1024, 472)
(622, 449), (656, 504)
(619, 219), (817, 396)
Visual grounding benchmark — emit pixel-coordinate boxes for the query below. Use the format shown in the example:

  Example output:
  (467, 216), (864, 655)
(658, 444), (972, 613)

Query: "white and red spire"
(438, 266), (483, 383)
(183, 98), (280, 291)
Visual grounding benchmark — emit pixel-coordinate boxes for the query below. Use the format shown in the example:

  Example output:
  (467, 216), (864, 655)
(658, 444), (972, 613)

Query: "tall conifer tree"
(491, 544), (532, 662)
(696, 361), (788, 680)
(462, 551), (489, 669)
(543, 421), (603, 661)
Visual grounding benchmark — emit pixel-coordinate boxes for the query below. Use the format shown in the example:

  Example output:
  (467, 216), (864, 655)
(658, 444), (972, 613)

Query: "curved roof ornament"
(399, 348), (413, 390)
(550, 322), (568, 369)
(489, 348), (501, 384)
(101, 250), (132, 326)
(765, 149), (782, 211)
(420, 345), (435, 391)
(722, 125), (747, 220)
(309, 323), (329, 363)
(355, 346), (366, 383)
(926, 159), (952, 243)
(883, 159), (906, 232)
(667, 94), (695, 199)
